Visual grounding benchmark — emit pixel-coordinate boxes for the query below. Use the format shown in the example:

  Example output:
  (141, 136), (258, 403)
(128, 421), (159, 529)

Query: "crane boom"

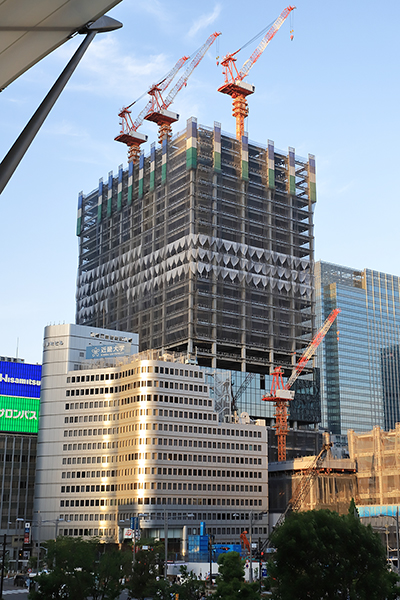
(263, 308), (340, 461)
(218, 6), (295, 140)
(239, 6), (295, 81)
(144, 31), (221, 144)
(162, 32), (221, 110)
(115, 55), (189, 164)
(261, 442), (332, 552)
(285, 308), (341, 389)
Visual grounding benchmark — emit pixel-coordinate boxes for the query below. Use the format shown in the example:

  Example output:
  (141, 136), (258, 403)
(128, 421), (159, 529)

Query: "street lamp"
(249, 512), (253, 583)
(164, 509), (168, 580)
(34, 518), (67, 571)
(14, 518), (24, 573)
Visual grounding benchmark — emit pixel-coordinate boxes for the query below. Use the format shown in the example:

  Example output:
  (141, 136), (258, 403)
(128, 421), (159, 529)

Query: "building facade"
(34, 325), (268, 551)
(315, 261), (400, 436)
(0, 357), (41, 569)
(75, 118), (318, 425)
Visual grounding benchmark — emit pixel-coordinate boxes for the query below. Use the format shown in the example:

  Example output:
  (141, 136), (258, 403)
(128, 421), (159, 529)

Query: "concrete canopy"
(0, 0), (122, 91)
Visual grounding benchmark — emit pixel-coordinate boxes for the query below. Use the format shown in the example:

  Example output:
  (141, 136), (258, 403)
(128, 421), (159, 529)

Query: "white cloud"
(77, 36), (170, 96)
(187, 4), (222, 39)
(134, 0), (172, 24)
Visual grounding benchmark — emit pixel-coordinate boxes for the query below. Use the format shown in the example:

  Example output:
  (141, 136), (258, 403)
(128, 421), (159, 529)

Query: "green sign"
(0, 395), (39, 434)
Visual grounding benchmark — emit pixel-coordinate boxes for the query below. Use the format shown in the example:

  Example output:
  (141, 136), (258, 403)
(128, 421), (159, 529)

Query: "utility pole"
(36, 515), (41, 574)
(249, 512), (253, 583)
(209, 533), (214, 590)
(0, 534), (6, 599)
(164, 510), (168, 580)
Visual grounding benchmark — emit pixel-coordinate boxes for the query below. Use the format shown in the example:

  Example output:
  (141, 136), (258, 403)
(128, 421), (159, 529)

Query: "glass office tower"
(315, 261), (400, 435)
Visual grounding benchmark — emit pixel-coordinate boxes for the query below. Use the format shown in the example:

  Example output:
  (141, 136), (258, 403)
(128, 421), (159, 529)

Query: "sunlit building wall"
(34, 325), (268, 547)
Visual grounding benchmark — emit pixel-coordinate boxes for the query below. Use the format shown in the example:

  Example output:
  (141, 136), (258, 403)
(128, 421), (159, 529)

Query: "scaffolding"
(76, 118), (316, 388)
(269, 451), (357, 516)
(348, 425), (400, 507)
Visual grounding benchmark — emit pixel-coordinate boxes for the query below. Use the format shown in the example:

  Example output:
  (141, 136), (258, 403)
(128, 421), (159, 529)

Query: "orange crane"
(218, 6), (295, 140)
(240, 530), (251, 555)
(262, 308), (340, 462)
(115, 55), (189, 164)
(116, 31), (221, 163)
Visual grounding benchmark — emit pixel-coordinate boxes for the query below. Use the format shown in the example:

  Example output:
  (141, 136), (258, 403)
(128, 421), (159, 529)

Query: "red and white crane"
(115, 31), (221, 163)
(218, 6), (295, 140)
(262, 308), (340, 462)
(115, 55), (189, 163)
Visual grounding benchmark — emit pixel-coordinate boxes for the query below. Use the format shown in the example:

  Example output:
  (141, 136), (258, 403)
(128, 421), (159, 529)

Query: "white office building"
(34, 324), (268, 551)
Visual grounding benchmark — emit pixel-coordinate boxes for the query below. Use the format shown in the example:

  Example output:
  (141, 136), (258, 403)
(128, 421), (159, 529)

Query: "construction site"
(73, 4), (400, 554)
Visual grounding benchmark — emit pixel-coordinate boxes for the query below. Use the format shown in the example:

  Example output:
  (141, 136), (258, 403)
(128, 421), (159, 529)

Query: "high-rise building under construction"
(76, 118), (318, 423)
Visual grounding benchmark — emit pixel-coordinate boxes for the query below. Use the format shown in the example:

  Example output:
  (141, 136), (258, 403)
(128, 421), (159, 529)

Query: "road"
(0, 578), (133, 598)
(1, 577), (29, 596)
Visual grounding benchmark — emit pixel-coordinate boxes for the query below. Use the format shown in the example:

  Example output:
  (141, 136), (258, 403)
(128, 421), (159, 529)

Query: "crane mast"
(218, 6), (295, 140)
(145, 31), (221, 143)
(115, 32), (220, 163)
(263, 308), (340, 462)
(115, 55), (189, 164)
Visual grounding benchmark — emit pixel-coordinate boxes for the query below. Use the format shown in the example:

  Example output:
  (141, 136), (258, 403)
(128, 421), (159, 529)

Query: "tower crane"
(115, 55), (189, 164)
(115, 31), (221, 164)
(218, 6), (295, 140)
(262, 308), (340, 462)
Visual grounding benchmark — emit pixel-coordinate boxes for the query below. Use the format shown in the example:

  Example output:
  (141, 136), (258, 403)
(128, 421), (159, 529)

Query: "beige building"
(348, 425), (400, 508)
(34, 324), (268, 550)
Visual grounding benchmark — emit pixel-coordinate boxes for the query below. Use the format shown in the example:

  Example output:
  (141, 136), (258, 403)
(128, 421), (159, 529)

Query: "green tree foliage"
(171, 566), (205, 600)
(212, 551), (260, 600)
(348, 497), (360, 519)
(267, 509), (399, 600)
(126, 548), (159, 600)
(89, 546), (131, 600)
(28, 538), (130, 600)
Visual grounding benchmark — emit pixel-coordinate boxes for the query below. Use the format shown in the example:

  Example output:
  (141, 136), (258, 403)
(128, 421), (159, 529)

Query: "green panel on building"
(214, 152), (221, 172)
(186, 147), (197, 170)
(268, 169), (275, 189)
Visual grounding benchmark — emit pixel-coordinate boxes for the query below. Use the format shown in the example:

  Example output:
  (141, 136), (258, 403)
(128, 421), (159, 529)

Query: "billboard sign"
(0, 361), (41, 434)
(85, 343), (131, 359)
(123, 528), (133, 539)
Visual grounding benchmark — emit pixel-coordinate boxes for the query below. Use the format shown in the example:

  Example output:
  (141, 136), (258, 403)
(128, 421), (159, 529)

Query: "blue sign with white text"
(0, 362), (41, 399)
(85, 343), (131, 359)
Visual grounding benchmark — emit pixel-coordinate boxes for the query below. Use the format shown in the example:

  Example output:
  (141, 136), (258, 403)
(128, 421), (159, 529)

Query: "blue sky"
(1, 0), (399, 364)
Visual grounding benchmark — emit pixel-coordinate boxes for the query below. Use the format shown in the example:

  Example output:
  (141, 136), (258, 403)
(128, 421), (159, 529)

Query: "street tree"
(267, 508), (399, 600)
(28, 538), (130, 600)
(212, 551), (260, 600)
(171, 565), (205, 600)
(125, 548), (159, 600)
